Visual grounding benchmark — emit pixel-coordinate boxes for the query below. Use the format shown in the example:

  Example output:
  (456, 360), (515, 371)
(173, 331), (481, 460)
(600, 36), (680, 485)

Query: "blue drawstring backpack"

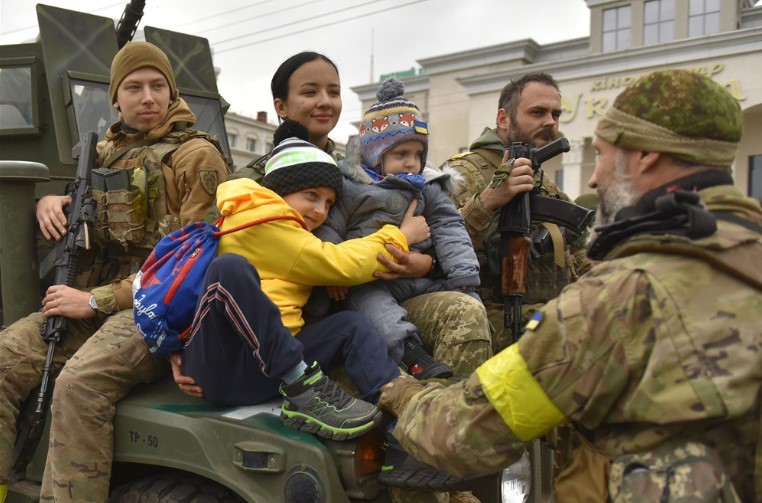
(133, 215), (303, 358)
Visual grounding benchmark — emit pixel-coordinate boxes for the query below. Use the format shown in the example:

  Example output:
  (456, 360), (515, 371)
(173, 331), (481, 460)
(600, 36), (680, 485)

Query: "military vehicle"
(0, 3), (539, 502)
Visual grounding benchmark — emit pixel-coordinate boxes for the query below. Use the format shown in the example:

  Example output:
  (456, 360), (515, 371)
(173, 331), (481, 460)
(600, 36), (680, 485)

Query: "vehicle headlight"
(284, 465), (323, 503)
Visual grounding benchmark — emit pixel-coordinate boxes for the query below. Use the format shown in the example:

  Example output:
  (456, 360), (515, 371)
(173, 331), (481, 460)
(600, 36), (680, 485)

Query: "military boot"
(401, 338), (453, 380)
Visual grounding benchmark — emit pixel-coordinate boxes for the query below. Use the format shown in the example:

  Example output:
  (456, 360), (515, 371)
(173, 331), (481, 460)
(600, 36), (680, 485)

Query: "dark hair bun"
(273, 119), (310, 147)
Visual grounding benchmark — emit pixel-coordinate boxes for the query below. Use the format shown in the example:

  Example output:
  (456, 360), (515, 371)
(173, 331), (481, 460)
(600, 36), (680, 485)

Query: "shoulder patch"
(525, 311), (543, 331)
(451, 151), (476, 160)
(199, 170), (219, 195)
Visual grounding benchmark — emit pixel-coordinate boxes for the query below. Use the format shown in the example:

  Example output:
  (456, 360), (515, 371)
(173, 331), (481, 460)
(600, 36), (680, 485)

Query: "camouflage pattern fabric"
(0, 105), (225, 498)
(608, 441), (741, 503)
(387, 185), (762, 502)
(0, 313), (102, 481)
(39, 310), (168, 501)
(444, 140), (587, 352)
(595, 70), (742, 166)
(401, 291), (492, 377)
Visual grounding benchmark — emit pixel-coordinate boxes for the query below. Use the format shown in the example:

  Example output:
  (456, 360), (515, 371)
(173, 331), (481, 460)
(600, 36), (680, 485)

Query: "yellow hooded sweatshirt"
(216, 178), (409, 335)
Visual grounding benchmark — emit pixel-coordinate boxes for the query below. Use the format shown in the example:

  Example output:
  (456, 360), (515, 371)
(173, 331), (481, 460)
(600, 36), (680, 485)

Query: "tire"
(109, 475), (245, 503)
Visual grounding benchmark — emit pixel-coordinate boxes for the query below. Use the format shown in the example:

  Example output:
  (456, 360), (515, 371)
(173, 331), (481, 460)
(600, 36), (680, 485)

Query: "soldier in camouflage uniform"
(378, 69), (762, 502)
(442, 72), (589, 352)
(0, 41), (228, 501)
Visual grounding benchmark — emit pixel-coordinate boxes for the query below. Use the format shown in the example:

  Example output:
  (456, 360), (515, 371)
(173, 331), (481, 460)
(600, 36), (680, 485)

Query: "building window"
(602, 5), (631, 52)
(644, 0), (675, 46)
(247, 137), (257, 152)
(750, 155), (762, 202)
(554, 169), (564, 191)
(689, 0), (720, 37)
(228, 133), (238, 148)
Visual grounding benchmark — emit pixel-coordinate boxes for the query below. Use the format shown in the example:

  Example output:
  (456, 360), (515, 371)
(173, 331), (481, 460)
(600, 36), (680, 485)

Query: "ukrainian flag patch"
(525, 311), (543, 331)
(414, 120), (428, 135)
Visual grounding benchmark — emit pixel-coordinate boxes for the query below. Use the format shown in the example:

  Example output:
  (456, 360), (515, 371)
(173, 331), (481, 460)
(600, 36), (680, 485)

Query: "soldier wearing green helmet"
(378, 69), (762, 502)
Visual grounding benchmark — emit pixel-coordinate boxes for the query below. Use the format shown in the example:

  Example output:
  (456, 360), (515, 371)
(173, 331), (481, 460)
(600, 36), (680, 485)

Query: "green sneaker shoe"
(279, 362), (383, 440)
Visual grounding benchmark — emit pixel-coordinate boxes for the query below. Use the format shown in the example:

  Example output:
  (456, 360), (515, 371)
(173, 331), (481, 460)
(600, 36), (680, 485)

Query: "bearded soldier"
(380, 69), (762, 503)
(441, 72), (589, 352)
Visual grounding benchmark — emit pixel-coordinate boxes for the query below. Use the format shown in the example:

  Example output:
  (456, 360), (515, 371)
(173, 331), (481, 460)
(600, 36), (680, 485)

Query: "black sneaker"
(279, 362), (383, 440)
(378, 435), (469, 491)
(401, 339), (454, 380)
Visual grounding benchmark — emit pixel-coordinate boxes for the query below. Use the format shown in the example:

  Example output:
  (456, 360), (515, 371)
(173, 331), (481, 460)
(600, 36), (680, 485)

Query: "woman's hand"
(326, 285), (348, 301)
(375, 245), (433, 280)
(399, 199), (430, 245)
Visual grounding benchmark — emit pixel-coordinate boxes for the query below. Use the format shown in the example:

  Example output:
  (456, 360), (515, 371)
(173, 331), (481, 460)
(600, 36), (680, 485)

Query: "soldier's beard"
(508, 116), (559, 147)
(587, 151), (639, 245)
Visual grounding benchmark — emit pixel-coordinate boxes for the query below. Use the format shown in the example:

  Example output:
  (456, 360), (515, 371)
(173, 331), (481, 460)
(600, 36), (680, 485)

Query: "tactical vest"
(92, 128), (222, 253)
(449, 148), (573, 304)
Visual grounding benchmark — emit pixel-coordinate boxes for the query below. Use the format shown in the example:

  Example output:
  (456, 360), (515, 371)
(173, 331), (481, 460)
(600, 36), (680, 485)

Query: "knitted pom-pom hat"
(359, 77), (428, 173)
(262, 120), (343, 198)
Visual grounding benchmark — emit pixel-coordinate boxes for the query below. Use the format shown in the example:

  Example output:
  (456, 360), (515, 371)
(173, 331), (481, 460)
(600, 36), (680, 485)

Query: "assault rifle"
(497, 138), (593, 342)
(12, 132), (98, 472)
(35, 131), (98, 413)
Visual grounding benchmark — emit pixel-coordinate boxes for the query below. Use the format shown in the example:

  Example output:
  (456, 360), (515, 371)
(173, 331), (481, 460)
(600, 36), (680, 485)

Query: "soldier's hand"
(170, 353), (204, 398)
(375, 245), (433, 280)
(378, 374), (425, 417)
(41, 285), (96, 319)
(399, 199), (430, 245)
(479, 155), (533, 212)
(36, 195), (72, 241)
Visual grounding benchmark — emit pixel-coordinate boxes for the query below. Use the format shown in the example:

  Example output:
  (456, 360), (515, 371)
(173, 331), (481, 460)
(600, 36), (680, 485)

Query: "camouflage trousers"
(390, 292), (492, 503)
(0, 309), (168, 500)
(1, 311), (100, 482)
(401, 291), (493, 377)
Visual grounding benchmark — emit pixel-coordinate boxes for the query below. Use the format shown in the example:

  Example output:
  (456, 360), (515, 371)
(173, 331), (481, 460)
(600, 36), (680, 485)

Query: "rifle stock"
(498, 138), (570, 342)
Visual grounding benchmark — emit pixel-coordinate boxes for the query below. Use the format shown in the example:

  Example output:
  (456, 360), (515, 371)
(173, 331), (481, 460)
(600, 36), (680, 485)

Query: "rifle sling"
(539, 222), (566, 268)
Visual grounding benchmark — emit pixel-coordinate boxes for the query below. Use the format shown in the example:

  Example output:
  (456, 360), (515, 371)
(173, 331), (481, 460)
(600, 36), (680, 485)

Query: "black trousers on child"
(182, 253), (400, 406)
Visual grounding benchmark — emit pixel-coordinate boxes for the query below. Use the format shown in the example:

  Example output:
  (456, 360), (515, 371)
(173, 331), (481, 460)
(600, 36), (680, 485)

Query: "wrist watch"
(88, 294), (98, 312)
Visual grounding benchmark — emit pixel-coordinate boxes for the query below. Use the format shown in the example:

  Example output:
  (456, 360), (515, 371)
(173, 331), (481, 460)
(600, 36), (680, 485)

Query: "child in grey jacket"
(313, 78), (480, 379)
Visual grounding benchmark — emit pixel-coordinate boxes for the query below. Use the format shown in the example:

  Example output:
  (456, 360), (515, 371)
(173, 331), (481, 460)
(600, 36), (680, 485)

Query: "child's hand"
(400, 199), (430, 245)
(326, 285), (348, 301)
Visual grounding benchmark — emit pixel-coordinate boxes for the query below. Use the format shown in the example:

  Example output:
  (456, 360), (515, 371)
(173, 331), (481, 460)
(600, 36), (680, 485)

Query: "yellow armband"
(476, 344), (566, 441)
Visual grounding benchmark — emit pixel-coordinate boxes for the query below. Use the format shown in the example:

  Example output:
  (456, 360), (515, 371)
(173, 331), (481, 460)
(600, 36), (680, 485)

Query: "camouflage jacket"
(442, 127), (587, 306)
(86, 98), (227, 314)
(388, 183), (762, 502)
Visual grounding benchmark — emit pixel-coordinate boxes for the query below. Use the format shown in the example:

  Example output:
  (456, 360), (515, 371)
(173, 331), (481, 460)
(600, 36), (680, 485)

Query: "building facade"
(223, 111), (277, 170)
(352, 0), (762, 200)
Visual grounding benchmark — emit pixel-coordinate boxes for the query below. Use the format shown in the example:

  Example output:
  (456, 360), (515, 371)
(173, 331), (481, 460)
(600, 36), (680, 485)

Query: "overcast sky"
(2, 0), (601, 142)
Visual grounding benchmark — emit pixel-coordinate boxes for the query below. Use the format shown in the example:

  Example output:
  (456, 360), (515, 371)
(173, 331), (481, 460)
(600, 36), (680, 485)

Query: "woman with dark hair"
(174, 52), (492, 502)
(234, 51), (344, 181)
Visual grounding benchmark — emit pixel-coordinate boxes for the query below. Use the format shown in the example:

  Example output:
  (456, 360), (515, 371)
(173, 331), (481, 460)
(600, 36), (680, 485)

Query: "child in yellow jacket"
(182, 121), (430, 440)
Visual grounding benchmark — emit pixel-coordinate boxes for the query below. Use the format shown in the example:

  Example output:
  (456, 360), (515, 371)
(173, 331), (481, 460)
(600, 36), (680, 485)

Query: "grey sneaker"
(279, 362), (383, 440)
